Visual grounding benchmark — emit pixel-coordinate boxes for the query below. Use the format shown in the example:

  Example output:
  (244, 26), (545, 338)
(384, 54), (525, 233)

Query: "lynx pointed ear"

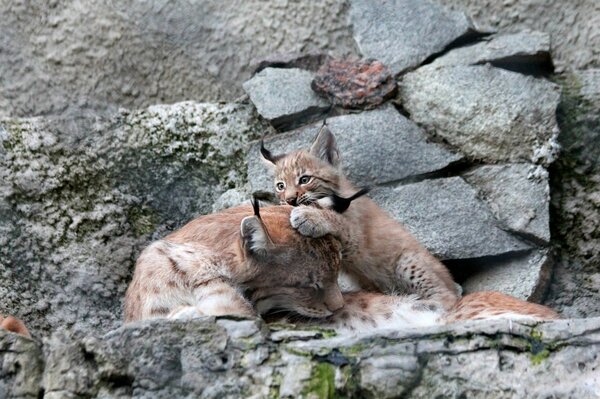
(241, 197), (272, 256)
(309, 123), (340, 167)
(240, 216), (270, 256)
(260, 140), (283, 165)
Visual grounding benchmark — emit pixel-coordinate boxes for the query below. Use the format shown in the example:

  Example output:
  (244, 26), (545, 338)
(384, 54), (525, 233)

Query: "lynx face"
(241, 206), (345, 318)
(261, 127), (342, 207)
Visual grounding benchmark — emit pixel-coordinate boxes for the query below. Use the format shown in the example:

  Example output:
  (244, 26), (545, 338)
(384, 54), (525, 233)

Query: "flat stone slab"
(370, 177), (530, 260)
(399, 64), (561, 164)
(464, 163), (550, 243)
(247, 105), (462, 193)
(430, 30), (551, 69)
(462, 249), (552, 302)
(242, 67), (330, 131)
(36, 317), (600, 398)
(350, 0), (475, 74)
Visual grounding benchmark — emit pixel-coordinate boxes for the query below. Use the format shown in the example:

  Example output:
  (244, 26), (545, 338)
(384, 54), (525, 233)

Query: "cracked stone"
(463, 163), (550, 243)
(242, 67), (331, 131)
(370, 177), (531, 260)
(251, 52), (333, 74)
(430, 30), (552, 72)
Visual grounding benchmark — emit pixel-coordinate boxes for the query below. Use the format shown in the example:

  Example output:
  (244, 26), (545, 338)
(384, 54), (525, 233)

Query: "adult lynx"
(261, 126), (460, 309)
(124, 201), (348, 322)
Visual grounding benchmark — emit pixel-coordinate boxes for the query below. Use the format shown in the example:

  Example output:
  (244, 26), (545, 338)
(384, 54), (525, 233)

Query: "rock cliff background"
(1, 0), (599, 397)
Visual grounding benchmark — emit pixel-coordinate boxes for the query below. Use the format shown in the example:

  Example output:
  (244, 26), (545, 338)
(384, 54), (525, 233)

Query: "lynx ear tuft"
(317, 186), (371, 213)
(309, 123), (340, 167)
(260, 140), (283, 165)
(241, 198), (272, 256)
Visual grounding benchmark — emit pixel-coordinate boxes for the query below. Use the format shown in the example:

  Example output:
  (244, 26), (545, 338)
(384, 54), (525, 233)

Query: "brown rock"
(311, 58), (397, 109)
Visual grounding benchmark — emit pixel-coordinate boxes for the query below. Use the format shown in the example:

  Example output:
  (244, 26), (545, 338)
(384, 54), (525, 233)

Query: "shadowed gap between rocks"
(417, 29), (490, 70)
(445, 249), (543, 289)
(420, 33), (554, 77)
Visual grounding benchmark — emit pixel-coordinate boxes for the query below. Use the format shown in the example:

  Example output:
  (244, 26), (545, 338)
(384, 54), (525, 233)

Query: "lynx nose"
(285, 197), (297, 206)
(325, 288), (344, 312)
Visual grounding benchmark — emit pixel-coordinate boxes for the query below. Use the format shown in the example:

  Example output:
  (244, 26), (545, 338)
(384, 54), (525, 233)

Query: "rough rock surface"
(545, 70), (600, 317)
(13, 317), (600, 398)
(243, 68), (331, 131)
(439, 0), (600, 72)
(0, 0), (356, 119)
(350, 0), (476, 74)
(0, 102), (268, 337)
(430, 30), (552, 71)
(399, 64), (561, 163)
(461, 249), (552, 301)
(248, 105), (462, 193)
(370, 177), (530, 260)
(0, 331), (43, 398)
(464, 163), (550, 243)
(252, 52), (333, 75)
(311, 58), (397, 109)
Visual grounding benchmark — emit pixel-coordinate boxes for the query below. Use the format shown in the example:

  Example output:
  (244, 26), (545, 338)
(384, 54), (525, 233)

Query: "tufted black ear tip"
(251, 195), (261, 219)
(260, 140), (282, 165)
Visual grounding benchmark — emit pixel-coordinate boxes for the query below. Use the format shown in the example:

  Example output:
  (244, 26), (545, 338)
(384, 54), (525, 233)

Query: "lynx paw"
(290, 207), (330, 238)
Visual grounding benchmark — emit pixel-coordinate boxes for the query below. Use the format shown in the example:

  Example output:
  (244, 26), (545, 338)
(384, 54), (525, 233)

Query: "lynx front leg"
(395, 252), (460, 311)
(191, 278), (256, 317)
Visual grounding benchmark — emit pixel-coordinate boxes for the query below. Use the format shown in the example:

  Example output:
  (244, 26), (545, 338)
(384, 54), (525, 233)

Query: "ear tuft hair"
(317, 186), (371, 213)
(260, 140), (283, 165)
(251, 195), (261, 218)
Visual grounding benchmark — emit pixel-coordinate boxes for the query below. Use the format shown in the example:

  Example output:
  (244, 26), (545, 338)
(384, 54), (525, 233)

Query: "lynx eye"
(299, 175), (312, 185)
(275, 182), (285, 192)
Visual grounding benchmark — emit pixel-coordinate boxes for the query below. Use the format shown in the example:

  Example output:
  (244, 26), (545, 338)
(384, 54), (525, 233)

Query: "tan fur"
(288, 291), (559, 334)
(0, 315), (31, 338)
(264, 129), (460, 310)
(124, 205), (345, 322)
(444, 291), (560, 323)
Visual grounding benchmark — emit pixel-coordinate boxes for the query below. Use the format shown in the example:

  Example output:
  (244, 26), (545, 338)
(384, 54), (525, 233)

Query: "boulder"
(463, 163), (550, 243)
(243, 68), (331, 131)
(370, 177), (530, 260)
(0, 102), (268, 337)
(350, 0), (476, 74)
(399, 64), (561, 163)
(247, 105), (462, 193)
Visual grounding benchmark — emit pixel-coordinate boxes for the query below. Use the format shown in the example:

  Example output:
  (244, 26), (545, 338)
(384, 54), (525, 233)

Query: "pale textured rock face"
(0, 0), (356, 118)
(0, 102), (268, 336)
(13, 317), (600, 398)
(399, 64), (561, 163)
(350, 0), (476, 74)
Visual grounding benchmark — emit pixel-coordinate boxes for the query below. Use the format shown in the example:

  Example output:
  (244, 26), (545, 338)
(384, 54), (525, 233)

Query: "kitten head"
(241, 199), (344, 318)
(261, 124), (346, 207)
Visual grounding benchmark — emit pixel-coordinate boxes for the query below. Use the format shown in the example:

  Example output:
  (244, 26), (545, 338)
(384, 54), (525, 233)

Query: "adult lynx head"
(261, 123), (351, 208)
(239, 201), (345, 317)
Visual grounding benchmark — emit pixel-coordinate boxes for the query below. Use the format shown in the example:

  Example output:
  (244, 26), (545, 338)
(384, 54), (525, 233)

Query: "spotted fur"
(124, 204), (345, 322)
(261, 127), (460, 310)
